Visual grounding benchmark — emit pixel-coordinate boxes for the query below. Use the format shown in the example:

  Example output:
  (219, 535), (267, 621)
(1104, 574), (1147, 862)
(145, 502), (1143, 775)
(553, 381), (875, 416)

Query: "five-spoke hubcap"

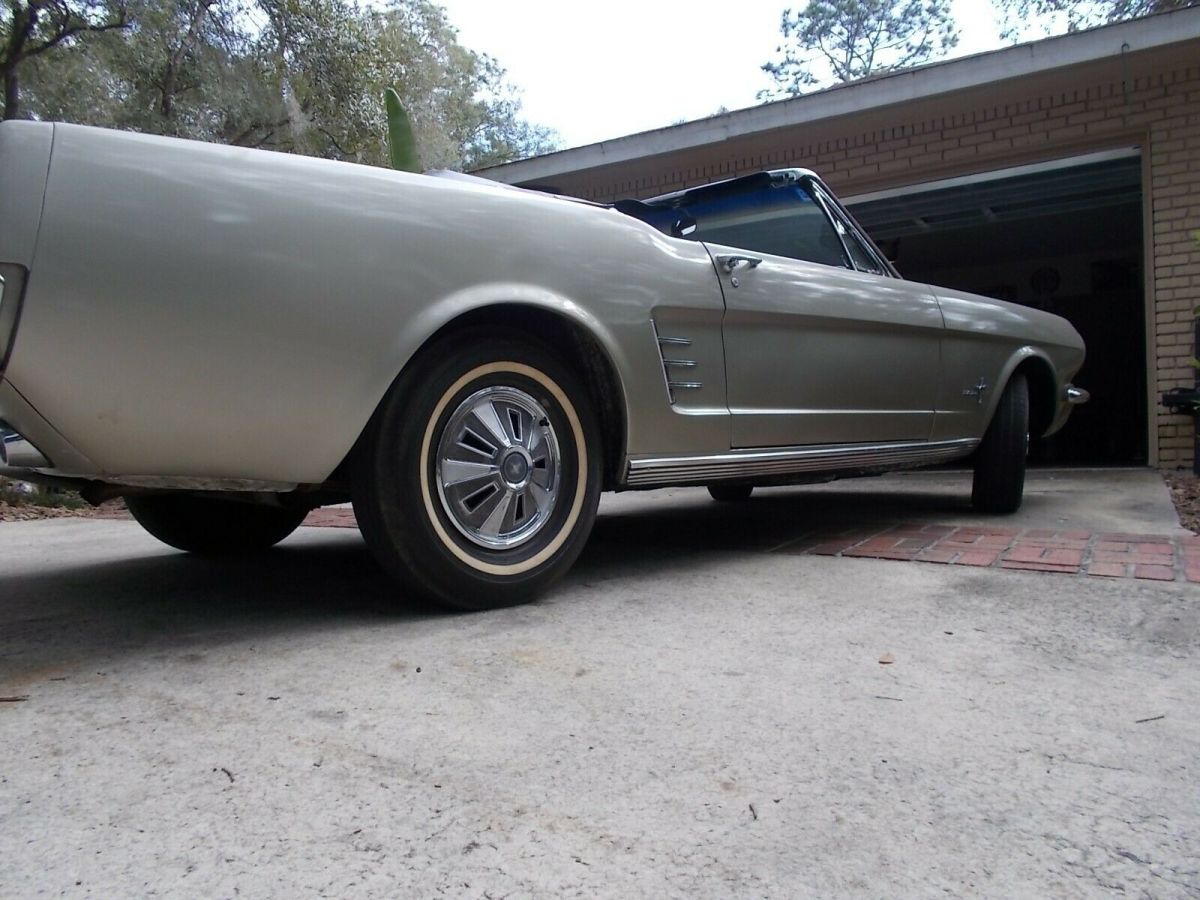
(434, 386), (561, 549)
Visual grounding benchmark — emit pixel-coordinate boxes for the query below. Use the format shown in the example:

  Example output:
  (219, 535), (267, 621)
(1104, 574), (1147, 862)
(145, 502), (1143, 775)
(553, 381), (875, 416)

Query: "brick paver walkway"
(302, 509), (1200, 584)
(770, 523), (1200, 584)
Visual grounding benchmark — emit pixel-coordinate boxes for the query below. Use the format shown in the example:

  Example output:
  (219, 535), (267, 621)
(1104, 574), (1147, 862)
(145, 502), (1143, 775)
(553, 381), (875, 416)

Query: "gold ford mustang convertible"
(0, 123), (1087, 609)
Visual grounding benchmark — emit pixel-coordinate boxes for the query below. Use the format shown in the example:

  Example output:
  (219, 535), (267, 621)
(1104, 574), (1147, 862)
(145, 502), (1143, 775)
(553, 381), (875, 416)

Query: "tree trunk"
(4, 68), (20, 120)
(1, 3), (29, 121)
(262, 7), (310, 151)
(160, 2), (215, 121)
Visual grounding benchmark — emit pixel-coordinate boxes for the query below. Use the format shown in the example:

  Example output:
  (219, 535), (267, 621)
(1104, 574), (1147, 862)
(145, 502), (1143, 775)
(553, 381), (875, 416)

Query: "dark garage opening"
(849, 153), (1146, 465)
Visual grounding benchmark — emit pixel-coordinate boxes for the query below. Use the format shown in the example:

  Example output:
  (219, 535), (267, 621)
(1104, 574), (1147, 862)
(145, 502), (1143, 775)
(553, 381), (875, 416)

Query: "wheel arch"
(994, 349), (1057, 439)
(343, 302), (629, 492)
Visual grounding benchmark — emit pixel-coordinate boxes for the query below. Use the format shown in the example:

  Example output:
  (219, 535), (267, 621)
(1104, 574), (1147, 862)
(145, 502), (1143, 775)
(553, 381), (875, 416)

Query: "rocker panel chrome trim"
(625, 438), (978, 486)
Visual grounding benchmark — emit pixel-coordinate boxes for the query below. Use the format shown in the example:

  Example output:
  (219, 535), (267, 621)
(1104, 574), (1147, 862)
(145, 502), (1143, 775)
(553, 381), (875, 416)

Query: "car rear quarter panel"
(0, 122), (53, 271)
(7, 125), (726, 483)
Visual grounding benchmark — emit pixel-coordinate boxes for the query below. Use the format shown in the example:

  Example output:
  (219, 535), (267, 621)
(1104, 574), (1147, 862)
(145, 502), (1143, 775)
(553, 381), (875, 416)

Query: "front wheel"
(352, 332), (602, 610)
(126, 494), (307, 554)
(971, 373), (1029, 514)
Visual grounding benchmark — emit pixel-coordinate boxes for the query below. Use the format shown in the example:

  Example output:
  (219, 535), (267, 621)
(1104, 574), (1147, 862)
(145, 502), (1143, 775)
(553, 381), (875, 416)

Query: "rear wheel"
(707, 484), (753, 502)
(971, 373), (1029, 514)
(126, 494), (306, 554)
(352, 332), (602, 610)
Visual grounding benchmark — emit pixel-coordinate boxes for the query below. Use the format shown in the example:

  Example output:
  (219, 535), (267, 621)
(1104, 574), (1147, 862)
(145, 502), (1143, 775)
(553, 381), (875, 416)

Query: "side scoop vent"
(650, 320), (701, 405)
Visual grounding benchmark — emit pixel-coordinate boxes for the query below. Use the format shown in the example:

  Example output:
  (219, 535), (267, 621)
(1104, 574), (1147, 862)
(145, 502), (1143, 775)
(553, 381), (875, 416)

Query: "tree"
(14, 0), (558, 169)
(996, 0), (1197, 38)
(108, 0), (264, 139)
(0, 0), (127, 119)
(367, 1), (556, 169)
(760, 0), (959, 98)
(252, 0), (383, 158)
(21, 0), (279, 140)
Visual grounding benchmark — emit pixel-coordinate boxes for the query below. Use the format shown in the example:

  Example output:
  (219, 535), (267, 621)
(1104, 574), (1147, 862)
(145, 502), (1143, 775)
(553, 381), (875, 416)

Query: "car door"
(703, 177), (944, 448)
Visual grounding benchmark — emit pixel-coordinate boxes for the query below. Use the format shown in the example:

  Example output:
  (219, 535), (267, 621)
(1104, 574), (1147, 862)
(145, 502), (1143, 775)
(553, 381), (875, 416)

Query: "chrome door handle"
(717, 254), (762, 274)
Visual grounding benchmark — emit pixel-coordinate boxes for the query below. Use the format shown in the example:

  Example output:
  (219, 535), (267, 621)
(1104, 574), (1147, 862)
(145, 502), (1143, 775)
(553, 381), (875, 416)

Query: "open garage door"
(848, 150), (1145, 465)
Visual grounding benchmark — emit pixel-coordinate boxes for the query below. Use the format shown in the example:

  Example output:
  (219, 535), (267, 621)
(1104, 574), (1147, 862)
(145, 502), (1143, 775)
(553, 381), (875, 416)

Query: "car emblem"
(962, 378), (990, 404)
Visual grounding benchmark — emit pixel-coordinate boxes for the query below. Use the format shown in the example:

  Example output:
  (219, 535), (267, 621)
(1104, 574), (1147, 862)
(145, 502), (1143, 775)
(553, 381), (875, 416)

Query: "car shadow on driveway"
(2, 471), (1171, 686)
(2, 498), (807, 684)
(585, 486), (972, 559)
(0, 532), (447, 688)
(2, 490), (853, 684)
(585, 467), (1188, 566)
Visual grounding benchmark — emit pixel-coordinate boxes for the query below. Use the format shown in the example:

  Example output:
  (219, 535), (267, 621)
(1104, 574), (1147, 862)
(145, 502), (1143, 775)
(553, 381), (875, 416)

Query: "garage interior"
(847, 151), (1146, 465)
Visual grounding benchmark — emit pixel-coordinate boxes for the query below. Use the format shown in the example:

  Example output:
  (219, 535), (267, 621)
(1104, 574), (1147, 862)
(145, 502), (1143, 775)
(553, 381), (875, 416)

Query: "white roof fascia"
(477, 8), (1200, 185)
(842, 146), (1142, 204)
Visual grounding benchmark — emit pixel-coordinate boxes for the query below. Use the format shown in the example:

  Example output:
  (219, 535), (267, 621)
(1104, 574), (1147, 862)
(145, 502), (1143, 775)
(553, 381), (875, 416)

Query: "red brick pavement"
(302, 508), (1200, 584)
(303, 508), (358, 529)
(773, 522), (1200, 583)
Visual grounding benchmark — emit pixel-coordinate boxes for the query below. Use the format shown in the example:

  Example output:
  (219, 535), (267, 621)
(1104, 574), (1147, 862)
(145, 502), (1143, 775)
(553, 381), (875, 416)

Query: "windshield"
(622, 181), (851, 269)
(685, 184), (848, 267)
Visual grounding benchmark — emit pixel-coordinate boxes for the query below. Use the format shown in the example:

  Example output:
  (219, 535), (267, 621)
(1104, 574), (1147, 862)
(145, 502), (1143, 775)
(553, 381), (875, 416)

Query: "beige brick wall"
(549, 57), (1200, 469)
(1147, 70), (1200, 469)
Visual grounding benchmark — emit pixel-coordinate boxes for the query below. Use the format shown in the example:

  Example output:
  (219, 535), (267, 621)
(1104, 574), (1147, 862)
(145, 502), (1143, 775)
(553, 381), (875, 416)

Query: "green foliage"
(761, 0), (959, 98)
(0, 477), (87, 510)
(385, 87), (421, 172)
(997, 0), (1198, 39)
(10, 0), (558, 171)
(0, 0), (128, 119)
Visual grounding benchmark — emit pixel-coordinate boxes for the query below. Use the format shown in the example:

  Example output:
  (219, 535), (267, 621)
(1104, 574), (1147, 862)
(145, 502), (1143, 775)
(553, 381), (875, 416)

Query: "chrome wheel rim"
(434, 386), (562, 550)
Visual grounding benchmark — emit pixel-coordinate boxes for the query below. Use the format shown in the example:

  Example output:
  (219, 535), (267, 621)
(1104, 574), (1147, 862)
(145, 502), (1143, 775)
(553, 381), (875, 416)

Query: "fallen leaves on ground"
(0, 496), (127, 523)
(1164, 471), (1200, 534)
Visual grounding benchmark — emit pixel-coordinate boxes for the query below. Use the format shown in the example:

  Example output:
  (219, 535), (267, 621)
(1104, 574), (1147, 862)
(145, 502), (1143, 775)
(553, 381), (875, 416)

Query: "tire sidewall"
(971, 373), (1029, 513)
(359, 335), (601, 607)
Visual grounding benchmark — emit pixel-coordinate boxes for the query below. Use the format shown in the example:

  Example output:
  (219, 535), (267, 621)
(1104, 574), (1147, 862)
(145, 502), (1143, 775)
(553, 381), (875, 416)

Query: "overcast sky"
(435, 0), (1017, 149)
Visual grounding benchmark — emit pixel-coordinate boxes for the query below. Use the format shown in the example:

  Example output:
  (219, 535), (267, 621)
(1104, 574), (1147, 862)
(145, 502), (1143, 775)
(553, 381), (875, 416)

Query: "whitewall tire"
(352, 331), (602, 610)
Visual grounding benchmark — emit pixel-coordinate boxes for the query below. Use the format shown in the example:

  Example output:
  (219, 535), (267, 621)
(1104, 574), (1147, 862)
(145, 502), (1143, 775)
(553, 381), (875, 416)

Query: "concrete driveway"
(1, 470), (1197, 897)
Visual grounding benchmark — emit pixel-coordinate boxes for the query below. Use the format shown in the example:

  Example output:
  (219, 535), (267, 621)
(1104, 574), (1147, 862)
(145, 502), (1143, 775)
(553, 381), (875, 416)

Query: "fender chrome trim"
(625, 438), (979, 487)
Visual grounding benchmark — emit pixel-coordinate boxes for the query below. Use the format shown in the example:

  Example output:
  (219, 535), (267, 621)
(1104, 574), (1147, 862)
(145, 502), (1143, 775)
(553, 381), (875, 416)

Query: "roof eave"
(475, 7), (1200, 185)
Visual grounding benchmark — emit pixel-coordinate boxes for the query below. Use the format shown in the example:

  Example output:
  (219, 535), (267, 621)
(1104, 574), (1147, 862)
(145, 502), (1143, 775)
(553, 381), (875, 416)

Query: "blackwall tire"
(352, 332), (602, 611)
(126, 494), (306, 554)
(707, 484), (753, 502)
(971, 373), (1029, 514)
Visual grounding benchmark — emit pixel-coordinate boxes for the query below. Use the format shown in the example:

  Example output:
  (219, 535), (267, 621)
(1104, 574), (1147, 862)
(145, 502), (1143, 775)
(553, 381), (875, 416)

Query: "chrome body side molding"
(625, 438), (979, 487)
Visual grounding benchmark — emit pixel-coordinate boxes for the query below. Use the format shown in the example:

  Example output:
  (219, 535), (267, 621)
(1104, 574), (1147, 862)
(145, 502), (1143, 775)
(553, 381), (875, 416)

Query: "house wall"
(532, 45), (1200, 469)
